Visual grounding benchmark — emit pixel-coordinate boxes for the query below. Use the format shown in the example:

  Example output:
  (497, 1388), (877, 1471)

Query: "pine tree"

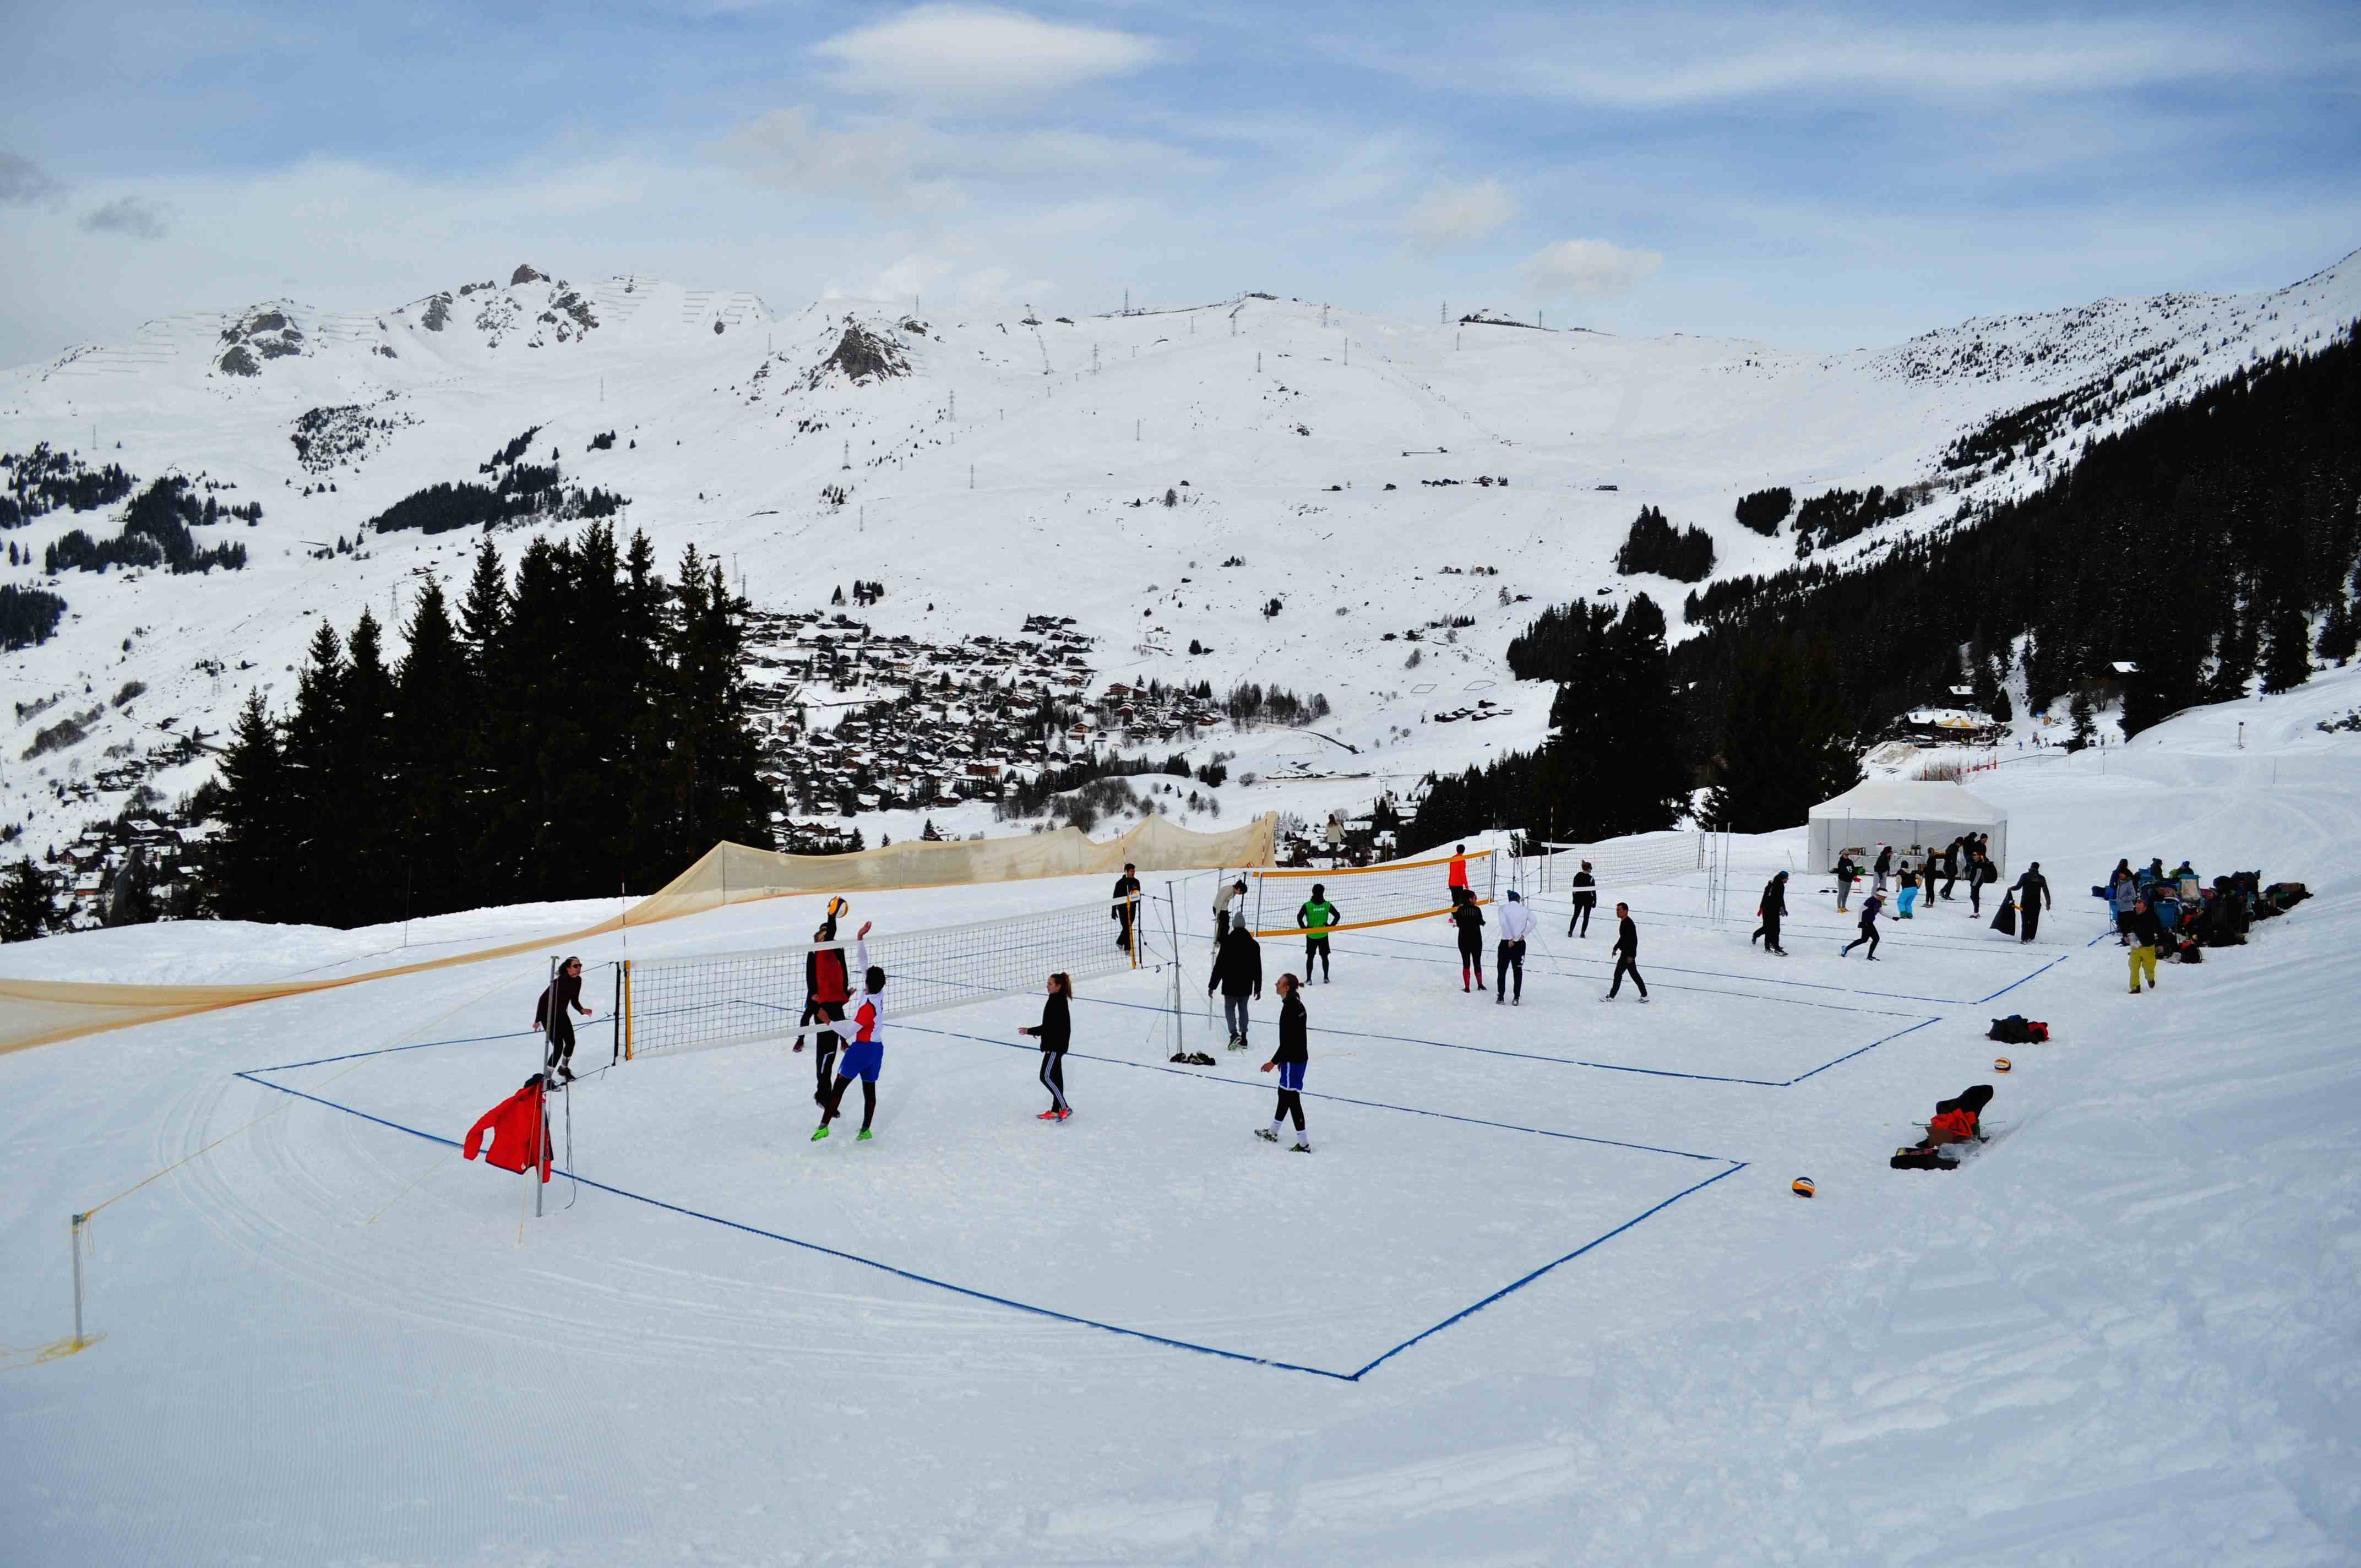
(1, 857), (51, 942)
(393, 580), (476, 918)
(279, 621), (348, 924)
(1592, 596), (1690, 835)
(1704, 633), (1860, 830)
(2260, 603), (2313, 693)
(340, 609), (400, 923)
(211, 690), (290, 920)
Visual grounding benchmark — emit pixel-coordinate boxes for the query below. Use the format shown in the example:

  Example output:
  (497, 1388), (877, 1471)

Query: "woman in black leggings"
(1018, 971), (1074, 1121)
(535, 955), (594, 1081)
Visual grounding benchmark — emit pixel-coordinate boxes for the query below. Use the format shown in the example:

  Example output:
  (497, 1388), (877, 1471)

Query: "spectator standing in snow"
(1256, 973), (1312, 1152)
(2011, 862), (2052, 942)
(1568, 860), (1597, 936)
(1753, 871), (1789, 955)
(1834, 853), (1858, 913)
(2126, 899), (2163, 994)
(1872, 845), (1894, 896)
(1495, 888), (1534, 1004)
(1209, 921), (1263, 1049)
(1016, 971), (1074, 1120)
(1449, 886), (1487, 993)
(535, 955), (595, 1082)
(1112, 863), (1142, 956)
(1842, 890), (1885, 960)
(1603, 903), (1649, 1000)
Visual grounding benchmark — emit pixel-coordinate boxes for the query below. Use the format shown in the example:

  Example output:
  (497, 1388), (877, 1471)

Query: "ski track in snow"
(3, 668), (2359, 1561)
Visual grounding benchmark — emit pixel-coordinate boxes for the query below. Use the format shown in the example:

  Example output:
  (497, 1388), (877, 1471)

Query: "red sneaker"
(1037, 1108), (1062, 1120)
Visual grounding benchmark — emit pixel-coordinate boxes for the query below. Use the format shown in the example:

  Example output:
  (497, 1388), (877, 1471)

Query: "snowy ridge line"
(235, 1040), (1743, 1380)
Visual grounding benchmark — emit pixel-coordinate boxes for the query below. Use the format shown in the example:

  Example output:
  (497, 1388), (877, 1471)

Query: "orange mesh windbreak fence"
(0, 813), (1275, 1056)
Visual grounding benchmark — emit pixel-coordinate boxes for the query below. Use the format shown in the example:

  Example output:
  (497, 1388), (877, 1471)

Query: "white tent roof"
(1808, 779), (2006, 825)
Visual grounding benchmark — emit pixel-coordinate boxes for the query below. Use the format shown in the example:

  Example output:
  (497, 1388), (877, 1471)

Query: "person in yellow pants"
(2127, 899), (2163, 993)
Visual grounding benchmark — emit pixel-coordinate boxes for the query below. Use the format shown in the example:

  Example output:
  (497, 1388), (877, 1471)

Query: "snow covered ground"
(4, 667), (2357, 1563)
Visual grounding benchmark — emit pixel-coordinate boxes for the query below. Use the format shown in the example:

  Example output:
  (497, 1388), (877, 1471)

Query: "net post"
(622, 960), (634, 1060)
(611, 962), (622, 1066)
(69, 1211), (87, 1348)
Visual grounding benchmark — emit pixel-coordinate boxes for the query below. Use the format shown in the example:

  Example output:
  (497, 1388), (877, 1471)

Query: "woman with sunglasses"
(534, 955), (596, 1082)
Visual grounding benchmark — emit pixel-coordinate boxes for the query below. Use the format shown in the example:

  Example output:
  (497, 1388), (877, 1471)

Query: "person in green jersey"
(1296, 883), (1342, 984)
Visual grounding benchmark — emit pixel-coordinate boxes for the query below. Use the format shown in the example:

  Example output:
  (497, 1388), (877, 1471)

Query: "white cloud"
(1403, 178), (1515, 253)
(78, 194), (171, 239)
(1524, 237), (1663, 298)
(813, 6), (1163, 106)
(1, 151), (64, 206)
(721, 106), (1208, 203)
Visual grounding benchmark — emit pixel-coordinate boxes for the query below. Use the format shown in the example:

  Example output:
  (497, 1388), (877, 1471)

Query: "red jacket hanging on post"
(463, 1074), (552, 1183)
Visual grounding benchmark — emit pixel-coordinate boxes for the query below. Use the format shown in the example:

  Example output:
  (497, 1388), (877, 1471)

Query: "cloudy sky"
(2, 1), (2355, 366)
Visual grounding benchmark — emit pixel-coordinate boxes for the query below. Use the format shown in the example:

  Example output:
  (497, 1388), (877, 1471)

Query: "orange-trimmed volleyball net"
(1247, 847), (1495, 939)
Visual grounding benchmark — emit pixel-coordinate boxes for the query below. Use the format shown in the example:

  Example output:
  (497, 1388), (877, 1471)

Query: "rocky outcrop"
(803, 319), (910, 389)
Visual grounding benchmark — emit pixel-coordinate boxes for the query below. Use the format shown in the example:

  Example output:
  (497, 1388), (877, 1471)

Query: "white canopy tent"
(1805, 780), (2008, 874)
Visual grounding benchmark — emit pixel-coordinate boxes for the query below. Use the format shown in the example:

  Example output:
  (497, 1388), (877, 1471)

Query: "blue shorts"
(839, 1041), (884, 1082)
(1276, 1060), (1306, 1092)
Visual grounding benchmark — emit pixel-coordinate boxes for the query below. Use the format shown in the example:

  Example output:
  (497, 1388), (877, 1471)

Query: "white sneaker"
(1255, 1128), (1279, 1143)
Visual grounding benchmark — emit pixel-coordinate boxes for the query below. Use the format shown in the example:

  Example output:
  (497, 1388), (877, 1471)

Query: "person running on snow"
(1297, 883), (1341, 983)
(1842, 889), (1885, 960)
(1495, 888), (1534, 1004)
(1208, 919), (1263, 1049)
(535, 955), (595, 1082)
(1016, 971), (1074, 1119)
(2010, 862), (2052, 942)
(1256, 972), (1312, 1152)
(1447, 843), (1472, 902)
(813, 923), (884, 1142)
(1567, 859), (1597, 937)
(1212, 877), (1246, 944)
(1449, 885), (1487, 993)
(797, 913), (853, 1105)
(2126, 897), (2164, 994)
(1111, 863), (1142, 956)
(1897, 859), (1921, 919)
(1753, 870), (1790, 954)
(1603, 902), (1649, 1000)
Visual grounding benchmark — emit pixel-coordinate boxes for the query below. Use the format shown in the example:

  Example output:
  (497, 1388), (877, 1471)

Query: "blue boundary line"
(235, 1053), (1744, 1381)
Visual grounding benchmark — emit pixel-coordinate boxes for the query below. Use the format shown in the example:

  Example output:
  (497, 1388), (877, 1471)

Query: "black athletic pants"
(806, 1001), (845, 1101)
(1305, 936), (1330, 980)
(1608, 956), (1646, 997)
(1569, 898), (1593, 937)
(1844, 924), (1880, 957)
(2021, 905), (2042, 942)
(1496, 939), (1524, 1000)
(543, 1014), (575, 1074)
(1459, 939), (1484, 988)
(1273, 1088), (1305, 1131)
(1940, 865), (1957, 900)
(1753, 913), (1782, 951)
(1970, 878), (1984, 915)
(823, 1075), (878, 1131)
(1038, 1048), (1068, 1112)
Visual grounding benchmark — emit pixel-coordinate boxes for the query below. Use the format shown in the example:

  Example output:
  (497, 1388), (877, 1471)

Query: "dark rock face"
(420, 295), (452, 330)
(214, 307), (306, 375)
(804, 320), (910, 389)
(512, 264), (545, 285)
(217, 345), (260, 377)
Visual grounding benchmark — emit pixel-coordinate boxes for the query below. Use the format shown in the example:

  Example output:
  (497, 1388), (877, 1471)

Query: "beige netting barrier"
(0, 813), (1275, 1057)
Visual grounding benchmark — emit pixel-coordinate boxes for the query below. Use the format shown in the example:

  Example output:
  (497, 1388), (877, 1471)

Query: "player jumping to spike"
(812, 923), (883, 1142)
(1297, 883), (1340, 983)
(1256, 972), (1312, 1152)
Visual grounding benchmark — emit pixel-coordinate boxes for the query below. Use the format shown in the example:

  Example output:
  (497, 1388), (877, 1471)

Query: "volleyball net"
(1527, 834), (1707, 895)
(620, 895), (1151, 1060)
(1248, 850), (1494, 938)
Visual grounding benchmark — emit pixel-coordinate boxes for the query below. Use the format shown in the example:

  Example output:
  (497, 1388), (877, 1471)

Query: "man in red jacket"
(463, 1074), (551, 1183)
(797, 913), (854, 1104)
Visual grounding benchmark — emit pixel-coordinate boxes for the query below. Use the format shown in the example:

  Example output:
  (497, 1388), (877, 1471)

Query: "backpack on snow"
(1987, 1015), (2047, 1044)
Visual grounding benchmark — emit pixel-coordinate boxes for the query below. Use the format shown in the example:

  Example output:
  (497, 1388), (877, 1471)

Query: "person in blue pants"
(1256, 973), (1311, 1152)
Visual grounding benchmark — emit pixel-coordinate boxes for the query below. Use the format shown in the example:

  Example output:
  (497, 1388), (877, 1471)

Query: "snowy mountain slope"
(2, 655), (2355, 1564)
(4, 253), (2358, 865)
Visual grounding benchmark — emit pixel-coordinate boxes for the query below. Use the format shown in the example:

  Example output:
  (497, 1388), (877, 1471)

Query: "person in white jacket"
(1495, 889), (1536, 1005)
(813, 924), (887, 1142)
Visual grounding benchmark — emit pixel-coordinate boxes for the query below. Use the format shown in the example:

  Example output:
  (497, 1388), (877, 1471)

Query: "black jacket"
(1112, 874), (1140, 917)
(1450, 900), (1485, 946)
(1760, 876), (1787, 917)
(1033, 990), (1071, 1052)
(1271, 991), (1308, 1065)
(1874, 847), (1893, 875)
(2014, 871), (2050, 909)
(1614, 914), (1638, 958)
(535, 972), (581, 1028)
(1209, 927), (1263, 998)
(2128, 906), (2163, 945)
(1570, 870), (1596, 904)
